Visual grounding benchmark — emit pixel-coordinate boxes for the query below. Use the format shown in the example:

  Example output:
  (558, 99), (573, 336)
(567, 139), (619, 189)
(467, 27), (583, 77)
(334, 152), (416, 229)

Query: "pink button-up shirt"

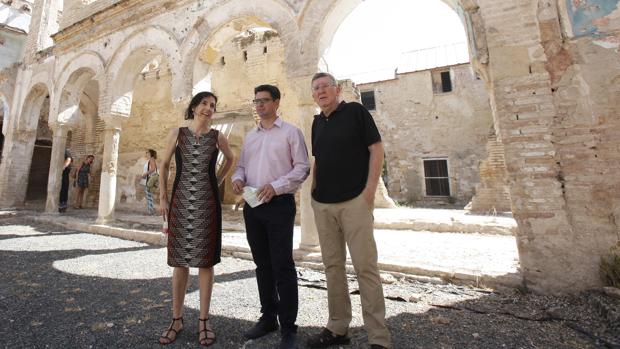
(232, 117), (310, 195)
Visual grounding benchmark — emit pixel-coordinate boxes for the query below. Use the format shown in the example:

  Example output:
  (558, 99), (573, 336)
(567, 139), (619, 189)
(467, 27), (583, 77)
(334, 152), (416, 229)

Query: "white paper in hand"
(242, 186), (264, 208)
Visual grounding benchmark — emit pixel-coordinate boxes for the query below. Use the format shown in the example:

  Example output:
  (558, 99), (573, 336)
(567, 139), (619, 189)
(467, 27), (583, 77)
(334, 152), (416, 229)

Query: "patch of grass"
(600, 243), (620, 288)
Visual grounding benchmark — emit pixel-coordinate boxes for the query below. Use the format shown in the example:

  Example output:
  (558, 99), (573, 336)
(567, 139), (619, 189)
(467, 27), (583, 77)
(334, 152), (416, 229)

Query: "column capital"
(48, 121), (71, 135)
(100, 115), (123, 131)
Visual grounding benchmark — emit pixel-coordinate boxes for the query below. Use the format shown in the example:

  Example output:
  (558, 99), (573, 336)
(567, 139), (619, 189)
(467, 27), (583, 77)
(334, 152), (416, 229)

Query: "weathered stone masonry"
(0, 0), (618, 294)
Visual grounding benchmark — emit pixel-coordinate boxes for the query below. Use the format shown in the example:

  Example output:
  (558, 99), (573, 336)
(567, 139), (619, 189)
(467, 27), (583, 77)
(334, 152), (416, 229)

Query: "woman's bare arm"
(159, 128), (179, 216)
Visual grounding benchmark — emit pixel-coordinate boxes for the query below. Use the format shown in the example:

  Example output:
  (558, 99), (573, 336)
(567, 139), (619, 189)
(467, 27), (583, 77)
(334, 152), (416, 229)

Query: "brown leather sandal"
(159, 317), (183, 345)
(199, 317), (216, 347)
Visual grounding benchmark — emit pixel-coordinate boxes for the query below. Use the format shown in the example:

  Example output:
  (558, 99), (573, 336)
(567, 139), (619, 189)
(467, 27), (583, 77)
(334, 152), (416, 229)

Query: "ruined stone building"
(350, 43), (511, 211)
(0, 0), (618, 295)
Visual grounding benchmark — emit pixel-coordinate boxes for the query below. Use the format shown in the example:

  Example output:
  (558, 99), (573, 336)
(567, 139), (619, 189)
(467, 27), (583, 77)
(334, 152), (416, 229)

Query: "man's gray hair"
(311, 72), (338, 86)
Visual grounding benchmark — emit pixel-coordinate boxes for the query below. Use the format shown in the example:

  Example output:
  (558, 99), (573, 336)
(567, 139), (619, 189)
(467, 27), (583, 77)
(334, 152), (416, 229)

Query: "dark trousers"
(244, 194), (298, 334)
(59, 172), (70, 208)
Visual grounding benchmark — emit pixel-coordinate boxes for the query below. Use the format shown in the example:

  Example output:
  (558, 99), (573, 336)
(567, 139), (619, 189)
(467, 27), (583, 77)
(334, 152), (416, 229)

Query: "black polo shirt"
(311, 101), (381, 203)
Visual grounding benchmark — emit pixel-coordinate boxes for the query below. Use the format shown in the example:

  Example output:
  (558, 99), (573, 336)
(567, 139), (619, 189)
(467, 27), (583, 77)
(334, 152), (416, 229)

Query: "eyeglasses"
(252, 98), (273, 105)
(312, 84), (337, 92)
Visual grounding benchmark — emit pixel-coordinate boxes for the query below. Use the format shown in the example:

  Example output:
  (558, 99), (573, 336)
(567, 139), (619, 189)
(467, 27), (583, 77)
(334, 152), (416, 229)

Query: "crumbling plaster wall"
(210, 29), (300, 128)
(115, 67), (180, 211)
(357, 64), (492, 206)
(469, 0), (620, 292)
(209, 29), (303, 204)
(543, 0), (620, 287)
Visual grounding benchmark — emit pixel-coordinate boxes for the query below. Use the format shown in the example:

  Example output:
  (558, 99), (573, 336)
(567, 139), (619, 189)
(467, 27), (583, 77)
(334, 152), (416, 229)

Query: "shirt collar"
(258, 116), (283, 131)
(317, 101), (346, 119)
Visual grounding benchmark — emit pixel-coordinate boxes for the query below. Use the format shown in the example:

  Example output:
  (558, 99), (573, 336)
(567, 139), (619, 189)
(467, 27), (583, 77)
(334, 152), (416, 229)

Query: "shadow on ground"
(0, 219), (618, 348)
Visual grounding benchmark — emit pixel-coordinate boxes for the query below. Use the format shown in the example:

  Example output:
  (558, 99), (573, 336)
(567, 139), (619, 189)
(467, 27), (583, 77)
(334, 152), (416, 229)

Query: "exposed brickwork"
(469, 132), (512, 214)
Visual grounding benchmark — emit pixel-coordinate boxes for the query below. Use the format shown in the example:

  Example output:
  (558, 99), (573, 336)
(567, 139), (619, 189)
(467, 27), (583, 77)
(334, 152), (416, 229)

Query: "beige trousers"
(311, 194), (391, 348)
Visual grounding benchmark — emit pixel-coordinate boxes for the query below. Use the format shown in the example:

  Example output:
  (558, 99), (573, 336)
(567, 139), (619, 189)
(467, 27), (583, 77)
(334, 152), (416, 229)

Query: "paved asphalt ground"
(0, 217), (618, 348)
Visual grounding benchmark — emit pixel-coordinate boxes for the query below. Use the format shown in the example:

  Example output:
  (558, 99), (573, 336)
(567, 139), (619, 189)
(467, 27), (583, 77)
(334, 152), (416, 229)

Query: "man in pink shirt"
(232, 84), (310, 349)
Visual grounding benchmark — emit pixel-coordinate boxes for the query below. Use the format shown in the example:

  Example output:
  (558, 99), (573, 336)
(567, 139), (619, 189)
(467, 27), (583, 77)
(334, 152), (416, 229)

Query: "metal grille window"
(361, 90), (376, 111)
(424, 159), (450, 196)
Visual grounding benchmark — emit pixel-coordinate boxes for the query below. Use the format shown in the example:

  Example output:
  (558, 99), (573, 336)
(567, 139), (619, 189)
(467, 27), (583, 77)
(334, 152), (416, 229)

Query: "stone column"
(290, 76), (321, 251)
(0, 130), (36, 208)
(45, 123), (69, 213)
(299, 135), (320, 250)
(96, 117), (121, 224)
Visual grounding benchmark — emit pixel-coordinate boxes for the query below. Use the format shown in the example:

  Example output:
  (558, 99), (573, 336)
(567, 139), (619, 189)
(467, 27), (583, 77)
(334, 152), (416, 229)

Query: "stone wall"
(357, 64), (493, 206)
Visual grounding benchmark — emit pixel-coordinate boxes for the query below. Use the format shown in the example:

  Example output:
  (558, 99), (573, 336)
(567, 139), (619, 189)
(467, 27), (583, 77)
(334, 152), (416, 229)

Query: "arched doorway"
(321, 0), (511, 213)
(115, 52), (176, 212)
(189, 17), (301, 205)
(66, 79), (102, 208)
(24, 92), (53, 205)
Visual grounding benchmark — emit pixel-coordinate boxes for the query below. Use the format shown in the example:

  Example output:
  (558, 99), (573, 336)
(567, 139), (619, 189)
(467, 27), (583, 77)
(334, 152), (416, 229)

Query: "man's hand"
(232, 180), (245, 195)
(257, 184), (277, 203)
(361, 187), (375, 209)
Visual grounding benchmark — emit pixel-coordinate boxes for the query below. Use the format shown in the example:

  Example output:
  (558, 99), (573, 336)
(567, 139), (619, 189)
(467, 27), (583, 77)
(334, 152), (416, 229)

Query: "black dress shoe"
(306, 328), (350, 348)
(244, 318), (279, 339)
(370, 345), (388, 349)
(279, 332), (297, 349)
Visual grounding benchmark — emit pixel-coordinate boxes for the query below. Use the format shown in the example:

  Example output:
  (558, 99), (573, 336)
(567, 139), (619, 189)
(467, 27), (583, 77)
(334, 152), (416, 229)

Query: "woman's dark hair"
(254, 84), (280, 100)
(147, 149), (157, 159)
(185, 91), (218, 120)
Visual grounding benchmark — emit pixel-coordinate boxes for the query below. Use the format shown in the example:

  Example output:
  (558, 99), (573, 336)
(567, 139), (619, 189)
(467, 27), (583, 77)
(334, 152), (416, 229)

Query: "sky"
(323, 0), (468, 81)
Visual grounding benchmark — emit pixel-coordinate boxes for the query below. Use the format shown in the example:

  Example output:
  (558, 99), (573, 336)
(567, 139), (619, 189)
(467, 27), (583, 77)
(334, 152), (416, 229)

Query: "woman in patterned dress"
(158, 92), (234, 346)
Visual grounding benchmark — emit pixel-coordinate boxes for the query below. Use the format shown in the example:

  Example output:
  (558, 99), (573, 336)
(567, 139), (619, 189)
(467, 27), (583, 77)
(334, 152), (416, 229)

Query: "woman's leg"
(73, 188), (82, 208)
(145, 187), (155, 214)
(198, 267), (214, 318)
(77, 187), (85, 208)
(172, 267), (190, 318)
(198, 267), (216, 345)
(160, 267), (189, 344)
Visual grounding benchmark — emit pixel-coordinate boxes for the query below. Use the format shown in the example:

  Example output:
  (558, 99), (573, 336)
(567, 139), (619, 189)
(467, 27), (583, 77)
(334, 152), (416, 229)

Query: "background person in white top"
(140, 149), (158, 215)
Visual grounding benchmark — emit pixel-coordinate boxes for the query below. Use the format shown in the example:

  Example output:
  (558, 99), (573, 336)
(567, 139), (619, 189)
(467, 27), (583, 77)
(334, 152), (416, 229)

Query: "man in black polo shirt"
(306, 72), (391, 349)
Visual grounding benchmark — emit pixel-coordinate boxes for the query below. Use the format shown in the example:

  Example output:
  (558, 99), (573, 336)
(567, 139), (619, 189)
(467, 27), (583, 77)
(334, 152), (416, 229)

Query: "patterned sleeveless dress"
(167, 127), (222, 268)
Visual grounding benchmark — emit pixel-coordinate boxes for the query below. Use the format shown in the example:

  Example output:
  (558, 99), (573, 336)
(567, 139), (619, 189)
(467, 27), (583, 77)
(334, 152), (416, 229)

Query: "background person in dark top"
(306, 72), (391, 349)
(58, 149), (72, 212)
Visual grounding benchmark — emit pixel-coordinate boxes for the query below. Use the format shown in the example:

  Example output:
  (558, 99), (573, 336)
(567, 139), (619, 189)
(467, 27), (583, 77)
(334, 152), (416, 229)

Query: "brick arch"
(104, 25), (183, 117)
(54, 51), (105, 126)
(19, 82), (51, 132)
(181, 0), (299, 97)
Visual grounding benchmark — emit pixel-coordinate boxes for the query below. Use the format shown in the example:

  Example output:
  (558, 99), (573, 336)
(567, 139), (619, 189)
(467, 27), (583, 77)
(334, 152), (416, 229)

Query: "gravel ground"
(0, 217), (618, 349)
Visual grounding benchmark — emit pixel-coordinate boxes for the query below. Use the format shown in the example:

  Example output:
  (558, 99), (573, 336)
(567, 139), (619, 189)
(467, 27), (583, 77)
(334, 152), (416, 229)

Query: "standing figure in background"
(58, 149), (73, 213)
(141, 149), (158, 215)
(158, 91), (235, 346)
(73, 154), (94, 209)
